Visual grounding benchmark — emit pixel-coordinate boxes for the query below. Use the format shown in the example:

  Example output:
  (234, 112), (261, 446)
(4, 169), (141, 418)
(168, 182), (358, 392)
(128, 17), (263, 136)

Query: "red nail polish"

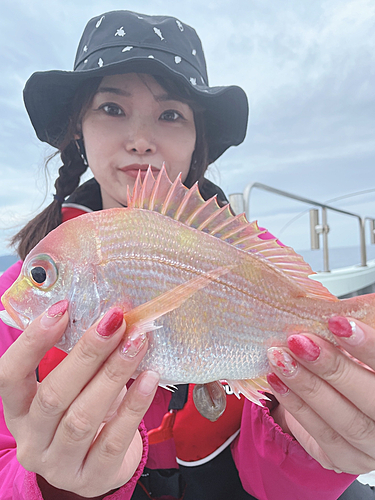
(96, 308), (124, 337)
(287, 335), (321, 362)
(48, 300), (69, 318)
(41, 300), (69, 327)
(328, 316), (353, 337)
(267, 373), (289, 395)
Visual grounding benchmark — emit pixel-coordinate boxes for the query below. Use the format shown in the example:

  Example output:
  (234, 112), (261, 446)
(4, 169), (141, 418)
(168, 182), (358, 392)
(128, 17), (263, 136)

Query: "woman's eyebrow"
(96, 86), (132, 96)
(96, 86), (175, 102)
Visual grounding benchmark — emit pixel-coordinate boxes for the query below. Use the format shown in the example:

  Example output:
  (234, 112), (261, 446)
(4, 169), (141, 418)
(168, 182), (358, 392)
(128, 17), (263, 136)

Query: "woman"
(1, 10), (375, 500)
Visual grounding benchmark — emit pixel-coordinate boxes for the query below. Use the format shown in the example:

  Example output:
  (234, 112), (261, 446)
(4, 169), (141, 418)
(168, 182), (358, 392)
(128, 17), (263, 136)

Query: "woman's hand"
(266, 317), (375, 475)
(0, 300), (159, 497)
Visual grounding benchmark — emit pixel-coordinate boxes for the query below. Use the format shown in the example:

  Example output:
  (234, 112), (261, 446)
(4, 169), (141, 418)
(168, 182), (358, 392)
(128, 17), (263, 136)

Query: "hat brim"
(23, 57), (248, 163)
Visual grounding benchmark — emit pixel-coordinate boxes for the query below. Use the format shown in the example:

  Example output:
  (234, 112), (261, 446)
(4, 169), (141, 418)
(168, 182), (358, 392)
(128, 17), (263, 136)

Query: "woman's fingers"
(267, 342), (375, 453)
(283, 406), (373, 474)
(268, 366), (375, 473)
(0, 300), (70, 418)
(27, 308), (129, 451)
(328, 317), (375, 371)
(84, 370), (159, 489)
(266, 321), (375, 473)
(48, 333), (149, 466)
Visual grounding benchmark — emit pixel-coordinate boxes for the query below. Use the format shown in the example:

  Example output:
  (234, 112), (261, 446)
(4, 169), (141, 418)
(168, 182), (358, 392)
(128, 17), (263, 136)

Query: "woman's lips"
(120, 164), (160, 179)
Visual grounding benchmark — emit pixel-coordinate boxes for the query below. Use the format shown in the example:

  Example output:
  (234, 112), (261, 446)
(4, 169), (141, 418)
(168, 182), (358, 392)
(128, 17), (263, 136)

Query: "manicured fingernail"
(96, 308), (124, 338)
(120, 331), (147, 358)
(328, 316), (352, 337)
(267, 347), (298, 377)
(40, 300), (69, 327)
(328, 316), (364, 345)
(137, 371), (159, 396)
(287, 335), (321, 362)
(267, 372), (290, 395)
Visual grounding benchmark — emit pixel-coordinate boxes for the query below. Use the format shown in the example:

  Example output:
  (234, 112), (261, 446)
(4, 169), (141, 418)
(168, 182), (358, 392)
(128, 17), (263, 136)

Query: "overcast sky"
(1, 0), (374, 267)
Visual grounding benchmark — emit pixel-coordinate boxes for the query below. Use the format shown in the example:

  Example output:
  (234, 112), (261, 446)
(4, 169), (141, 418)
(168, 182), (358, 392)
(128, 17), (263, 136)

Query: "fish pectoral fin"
(227, 377), (271, 406)
(124, 265), (233, 332)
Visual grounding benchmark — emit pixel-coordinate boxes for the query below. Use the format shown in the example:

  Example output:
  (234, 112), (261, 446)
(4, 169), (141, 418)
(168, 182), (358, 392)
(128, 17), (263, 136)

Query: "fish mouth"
(0, 309), (24, 330)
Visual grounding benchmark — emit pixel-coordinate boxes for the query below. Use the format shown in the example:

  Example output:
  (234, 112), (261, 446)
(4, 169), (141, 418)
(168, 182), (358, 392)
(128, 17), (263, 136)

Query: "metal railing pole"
(322, 208), (330, 272)
(359, 218), (367, 267)
(237, 182), (372, 268)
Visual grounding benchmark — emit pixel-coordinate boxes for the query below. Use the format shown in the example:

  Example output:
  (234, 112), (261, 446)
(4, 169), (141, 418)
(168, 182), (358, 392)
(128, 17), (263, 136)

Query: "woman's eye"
(160, 110), (182, 122)
(100, 103), (124, 116)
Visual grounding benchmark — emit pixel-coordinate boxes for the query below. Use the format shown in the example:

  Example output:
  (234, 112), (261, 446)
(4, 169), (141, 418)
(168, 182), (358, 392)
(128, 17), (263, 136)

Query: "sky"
(1, 0), (375, 267)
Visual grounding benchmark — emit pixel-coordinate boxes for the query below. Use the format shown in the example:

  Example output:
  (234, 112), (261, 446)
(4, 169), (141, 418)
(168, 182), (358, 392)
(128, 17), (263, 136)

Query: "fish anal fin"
(227, 377), (271, 406)
(124, 265), (234, 335)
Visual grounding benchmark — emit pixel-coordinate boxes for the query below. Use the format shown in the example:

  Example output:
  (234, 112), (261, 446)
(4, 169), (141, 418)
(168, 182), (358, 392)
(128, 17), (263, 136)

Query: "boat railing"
(228, 182), (375, 273)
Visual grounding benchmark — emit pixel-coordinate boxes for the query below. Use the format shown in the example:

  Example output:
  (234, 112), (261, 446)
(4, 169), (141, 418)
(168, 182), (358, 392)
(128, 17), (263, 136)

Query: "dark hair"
(12, 73), (211, 260)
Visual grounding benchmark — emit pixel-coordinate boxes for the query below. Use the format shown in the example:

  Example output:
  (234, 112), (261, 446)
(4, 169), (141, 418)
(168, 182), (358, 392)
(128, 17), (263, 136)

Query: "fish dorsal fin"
(128, 166), (338, 302)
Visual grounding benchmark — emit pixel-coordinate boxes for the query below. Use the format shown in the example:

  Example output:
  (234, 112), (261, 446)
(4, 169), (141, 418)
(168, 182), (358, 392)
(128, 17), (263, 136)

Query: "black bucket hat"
(23, 10), (248, 163)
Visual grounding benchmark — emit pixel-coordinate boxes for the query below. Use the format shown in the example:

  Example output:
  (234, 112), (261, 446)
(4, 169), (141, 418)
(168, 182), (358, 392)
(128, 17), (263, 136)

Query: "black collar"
(65, 176), (228, 212)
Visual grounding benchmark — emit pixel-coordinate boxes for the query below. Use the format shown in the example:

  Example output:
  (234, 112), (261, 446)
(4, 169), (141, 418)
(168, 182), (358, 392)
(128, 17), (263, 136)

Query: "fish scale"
(2, 166), (375, 406)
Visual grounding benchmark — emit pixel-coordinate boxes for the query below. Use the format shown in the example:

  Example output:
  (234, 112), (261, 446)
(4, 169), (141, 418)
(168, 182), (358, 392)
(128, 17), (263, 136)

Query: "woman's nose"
(125, 122), (156, 155)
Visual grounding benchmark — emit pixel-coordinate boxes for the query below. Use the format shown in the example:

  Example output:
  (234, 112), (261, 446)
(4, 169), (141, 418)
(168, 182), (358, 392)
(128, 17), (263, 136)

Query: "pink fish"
(2, 167), (375, 413)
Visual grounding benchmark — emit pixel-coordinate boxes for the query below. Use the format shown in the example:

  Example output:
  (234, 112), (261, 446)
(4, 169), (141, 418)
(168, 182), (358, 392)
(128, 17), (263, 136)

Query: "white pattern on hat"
(192, 49), (197, 56)
(174, 56), (182, 64)
(83, 45), (88, 53)
(176, 20), (184, 31)
(122, 46), (133, 52)
(98, 58), (104, 67)
(96, 16), (105, 28)
(190, 77), (197, 85)
(115, 27), (126, 37)
(153, 27), (164, 40)
(84, 59), (88, 64)
(148, 55), (155, 59)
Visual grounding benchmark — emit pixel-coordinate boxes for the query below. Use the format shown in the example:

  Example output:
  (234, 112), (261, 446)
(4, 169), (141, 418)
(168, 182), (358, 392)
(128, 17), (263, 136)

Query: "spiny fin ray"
(127, 166), (337, 302)
(227, 377), (271, 406)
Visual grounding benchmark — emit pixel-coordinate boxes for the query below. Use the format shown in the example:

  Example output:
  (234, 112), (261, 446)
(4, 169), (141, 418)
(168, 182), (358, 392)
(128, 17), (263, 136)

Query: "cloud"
(1, 0), (374, 258)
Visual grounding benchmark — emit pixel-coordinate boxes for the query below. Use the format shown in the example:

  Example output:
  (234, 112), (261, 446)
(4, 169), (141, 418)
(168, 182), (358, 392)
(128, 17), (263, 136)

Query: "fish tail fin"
(227, 377), (271, 406)
(124, 265), (234, 335)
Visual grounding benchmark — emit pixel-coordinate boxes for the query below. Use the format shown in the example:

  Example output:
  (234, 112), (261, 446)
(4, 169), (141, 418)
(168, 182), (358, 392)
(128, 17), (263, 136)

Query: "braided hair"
(11, 143), (89, 260)
(11, 79), (101, 260)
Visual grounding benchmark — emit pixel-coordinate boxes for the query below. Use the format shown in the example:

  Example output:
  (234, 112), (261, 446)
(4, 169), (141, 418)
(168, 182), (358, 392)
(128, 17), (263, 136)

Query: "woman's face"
(80, 73), (196, 209)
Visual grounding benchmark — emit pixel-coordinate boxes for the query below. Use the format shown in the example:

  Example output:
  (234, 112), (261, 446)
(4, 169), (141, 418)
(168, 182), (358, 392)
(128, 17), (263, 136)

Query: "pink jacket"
(0, 261), (356, 499)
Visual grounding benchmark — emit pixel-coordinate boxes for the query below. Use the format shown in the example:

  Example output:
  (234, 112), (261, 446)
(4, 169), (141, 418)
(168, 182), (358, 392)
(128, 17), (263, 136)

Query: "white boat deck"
(312, 259), (375, 297)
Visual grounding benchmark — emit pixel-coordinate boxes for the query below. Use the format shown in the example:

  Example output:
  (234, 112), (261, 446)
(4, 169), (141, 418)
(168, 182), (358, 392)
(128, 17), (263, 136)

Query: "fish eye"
(31, 266), (47, 284)
(26, 254), (58, 290)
